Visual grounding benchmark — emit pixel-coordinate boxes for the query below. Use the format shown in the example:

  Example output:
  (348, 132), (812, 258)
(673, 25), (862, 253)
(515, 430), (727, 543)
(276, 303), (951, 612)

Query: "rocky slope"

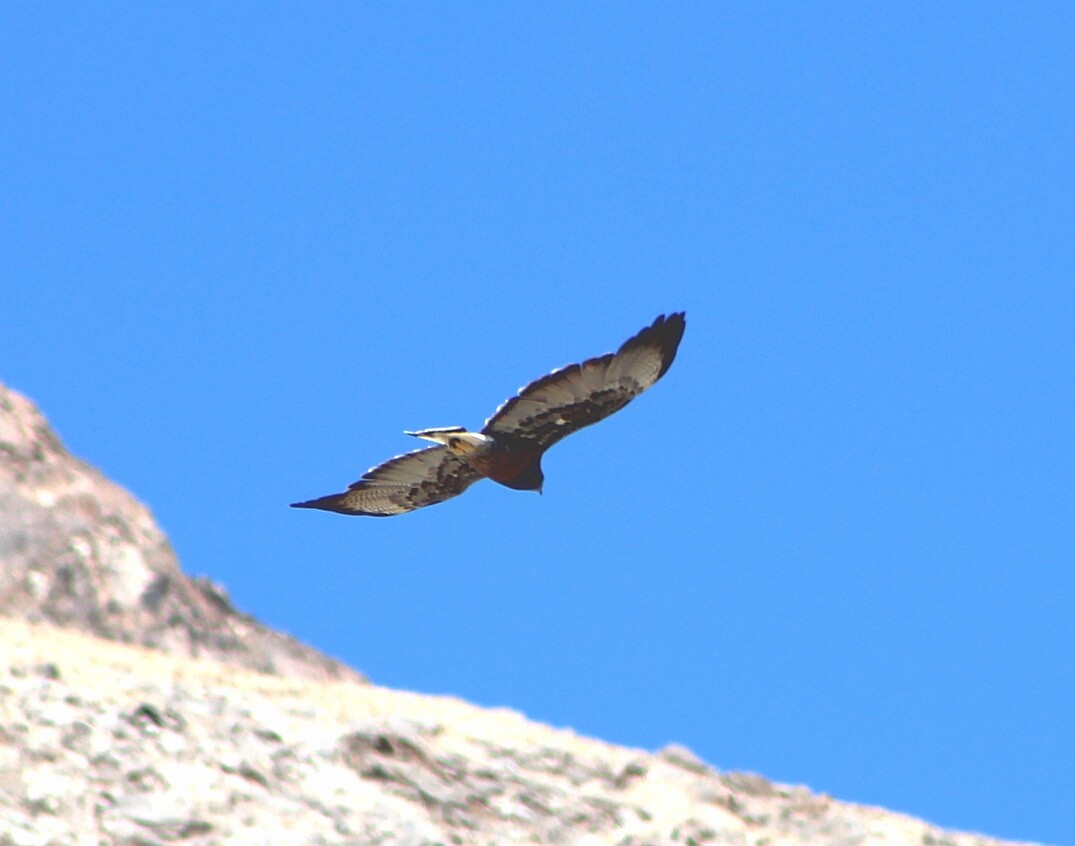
(0, 617), (1032, 846)
(0, 382), (359, 682)
(0, 381), (1038, 845)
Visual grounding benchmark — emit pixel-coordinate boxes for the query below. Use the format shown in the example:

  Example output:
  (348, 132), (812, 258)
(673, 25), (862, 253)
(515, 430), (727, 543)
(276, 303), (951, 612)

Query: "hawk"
(292, 312), (686, 517)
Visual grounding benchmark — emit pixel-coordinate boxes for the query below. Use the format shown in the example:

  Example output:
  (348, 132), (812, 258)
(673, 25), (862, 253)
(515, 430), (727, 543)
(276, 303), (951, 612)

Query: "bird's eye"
(449, 438), (461, 449)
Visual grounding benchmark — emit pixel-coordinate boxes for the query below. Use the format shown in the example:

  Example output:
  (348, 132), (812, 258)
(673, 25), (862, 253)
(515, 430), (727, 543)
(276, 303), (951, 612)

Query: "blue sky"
(2, 4), (1073, 843)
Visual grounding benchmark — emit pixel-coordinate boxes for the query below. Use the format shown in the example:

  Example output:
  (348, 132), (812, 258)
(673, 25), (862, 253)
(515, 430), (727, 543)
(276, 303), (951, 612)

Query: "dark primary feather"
(482, 312), (685, 450)
(290, 446), (483, 516)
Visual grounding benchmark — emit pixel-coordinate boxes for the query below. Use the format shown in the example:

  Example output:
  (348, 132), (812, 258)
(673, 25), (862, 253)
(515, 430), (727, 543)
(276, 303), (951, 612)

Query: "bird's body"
(405, 428), (543, 490)
(292, 312), (686, 517)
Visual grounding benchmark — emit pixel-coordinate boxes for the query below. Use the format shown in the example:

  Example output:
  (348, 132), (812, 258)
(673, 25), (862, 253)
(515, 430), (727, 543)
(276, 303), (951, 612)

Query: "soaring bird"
(292, 312), (686, 517)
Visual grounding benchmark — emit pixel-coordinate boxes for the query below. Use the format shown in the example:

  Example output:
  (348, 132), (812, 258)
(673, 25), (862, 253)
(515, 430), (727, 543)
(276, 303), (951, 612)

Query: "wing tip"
(652, 310), (687, 335)
(633, 311), (687, 379)
(290, 493), (394, 517)
(290, 494), (344, 512)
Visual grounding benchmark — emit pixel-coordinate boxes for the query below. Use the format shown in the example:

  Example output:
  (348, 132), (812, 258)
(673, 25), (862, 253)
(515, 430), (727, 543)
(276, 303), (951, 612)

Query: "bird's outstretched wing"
(290, 446), (484, 516)
(481, 312), (686, 450)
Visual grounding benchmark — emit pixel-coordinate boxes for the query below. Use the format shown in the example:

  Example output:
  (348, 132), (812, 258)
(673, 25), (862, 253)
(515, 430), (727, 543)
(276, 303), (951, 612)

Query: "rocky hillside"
(0, 382), (1037, 845)
(0, 617), (1032, 846)
(0, 382), (359, 682)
